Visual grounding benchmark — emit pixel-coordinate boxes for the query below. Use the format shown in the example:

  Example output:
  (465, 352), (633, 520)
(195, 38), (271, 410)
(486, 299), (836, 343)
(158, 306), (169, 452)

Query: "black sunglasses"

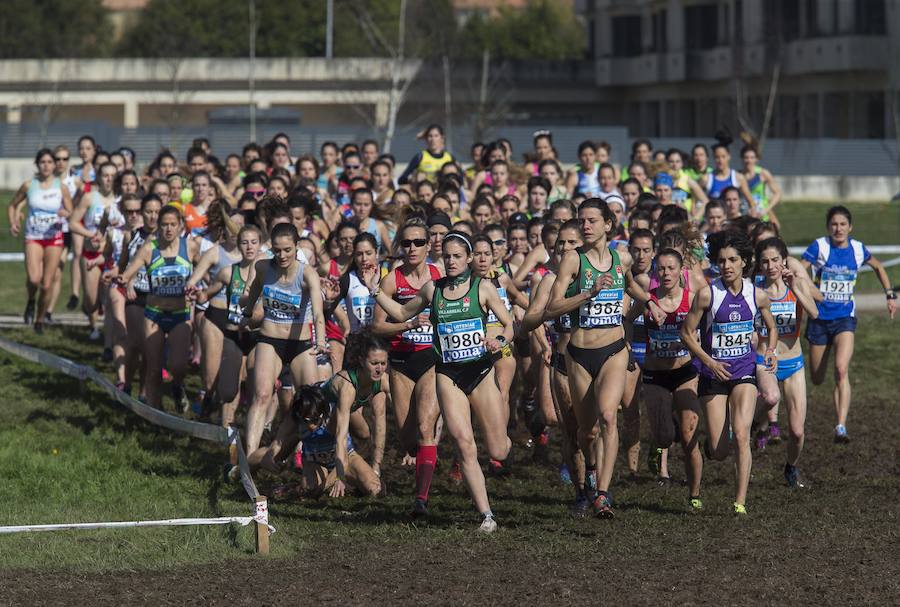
(54, 156), (69, 161)
(401, 238), (428, 248)
(492, 238), (507, 246)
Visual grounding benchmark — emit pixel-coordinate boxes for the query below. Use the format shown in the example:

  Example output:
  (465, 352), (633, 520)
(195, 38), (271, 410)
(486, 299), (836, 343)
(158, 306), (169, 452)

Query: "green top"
(565, 247), (625, 329)
(323, 368), (381, 413)
(684, 166), (712, 183)
(430, 276), (488, 364)
(226, 264), (248, 325)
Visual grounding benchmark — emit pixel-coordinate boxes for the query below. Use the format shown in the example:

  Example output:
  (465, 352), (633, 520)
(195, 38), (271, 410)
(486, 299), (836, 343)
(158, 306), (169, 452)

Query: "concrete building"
(589, 0), (900, 139)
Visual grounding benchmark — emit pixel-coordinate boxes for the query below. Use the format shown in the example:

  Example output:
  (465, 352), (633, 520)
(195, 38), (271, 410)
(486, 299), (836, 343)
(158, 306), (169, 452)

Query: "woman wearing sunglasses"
(370, 218), (443, 515)
(366, 230), (513, 533)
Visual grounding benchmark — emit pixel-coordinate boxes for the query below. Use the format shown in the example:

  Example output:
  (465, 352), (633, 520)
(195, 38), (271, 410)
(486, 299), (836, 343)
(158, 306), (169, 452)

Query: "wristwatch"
(886, 289), (897, 300)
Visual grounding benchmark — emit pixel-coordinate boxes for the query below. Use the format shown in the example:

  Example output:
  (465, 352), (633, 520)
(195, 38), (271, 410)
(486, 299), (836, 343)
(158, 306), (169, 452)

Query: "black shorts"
(551, 351), (568, 376)
(63, 231), (72, 249)
(205, 306), (229, 334)
(125, 291), (148, 308)
(566, 339), (627, 379)
(698, 374), (757, 397)
(514, 335), (531, 357)
(225, 328), (257, 357)
(436, 356), (493, 395)
(390, 348), (436, 384)
(258, 335), (313, 368)
(642, 364), (698, 393)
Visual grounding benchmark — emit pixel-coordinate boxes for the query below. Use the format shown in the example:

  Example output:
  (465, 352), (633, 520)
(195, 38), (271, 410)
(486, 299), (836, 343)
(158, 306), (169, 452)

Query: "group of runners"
(8, 128), (896, 532)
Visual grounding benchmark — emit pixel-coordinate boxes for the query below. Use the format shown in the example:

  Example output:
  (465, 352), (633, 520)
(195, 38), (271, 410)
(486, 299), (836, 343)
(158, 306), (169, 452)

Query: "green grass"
(0, 319), (898, 603)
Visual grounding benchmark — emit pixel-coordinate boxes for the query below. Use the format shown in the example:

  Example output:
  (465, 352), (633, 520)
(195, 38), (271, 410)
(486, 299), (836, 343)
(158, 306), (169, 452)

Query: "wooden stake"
(254, 496), (269, 555)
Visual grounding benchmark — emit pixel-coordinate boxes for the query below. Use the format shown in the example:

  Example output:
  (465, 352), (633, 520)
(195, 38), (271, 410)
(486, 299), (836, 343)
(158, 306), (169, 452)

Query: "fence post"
(254, 496), (269, 555)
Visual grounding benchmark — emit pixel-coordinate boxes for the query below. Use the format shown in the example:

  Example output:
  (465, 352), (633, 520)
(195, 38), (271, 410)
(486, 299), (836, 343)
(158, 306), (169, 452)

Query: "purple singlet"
(700, 278), (757, 380)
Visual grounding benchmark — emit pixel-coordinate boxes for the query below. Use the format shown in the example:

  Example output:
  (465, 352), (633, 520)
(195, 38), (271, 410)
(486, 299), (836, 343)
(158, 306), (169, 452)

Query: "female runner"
(800, 206), (896, 442)
(546, 199), (660, 517)
(472, 234), (529, 445)
(117, 205), (201, 411)
(192, 224), (261, 425)
(703, 144), (755, 213)
(366, 230), (513, 532)
(626, 248), (703, 507)
(680, 230), (778, 514)
(322, 222), (360, 371)
(522, 220), (591, 508)
(185, 203), (243, 417)
(248, 334), (387, 497)
(70, 162), (123, 339)
(566, 142), (601, 197)
(239, 222), (327, 454)
(370, 218), (443, 513)
(741, 146), (782, 224)
(112, 193), (161, 396)
(754, 237), (819, 487)
(7, 148), (73, 331)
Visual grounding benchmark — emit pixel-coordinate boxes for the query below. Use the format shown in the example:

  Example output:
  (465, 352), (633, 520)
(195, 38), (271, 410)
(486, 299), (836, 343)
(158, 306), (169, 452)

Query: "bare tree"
(346, 0), (420, 152)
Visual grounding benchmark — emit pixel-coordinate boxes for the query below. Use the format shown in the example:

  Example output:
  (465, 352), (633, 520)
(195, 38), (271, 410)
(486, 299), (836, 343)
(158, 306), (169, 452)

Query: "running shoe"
(570, 495), (591, 518)
(101, 347), (113, 363)
(448, 459), (462, 484)
(410, 498), (428, 518)
(478, 515), (498, 534)
(115, 381), (127, 394)
(293, 450), (303, 471)
(754, 429), (769, 451)
(689, 496), (704, 511)
(656, 476), (672, 488)
(172, 383), (190, 413)
(23, 300), (35, 326)
(733, 502), (747, 516)
(592, 493), (615, 519)
(784, 464), (807, 489)
(648, 448), (662, 476)
(558, 463), (572, 485)
(834, 424), (850, 444)
(88, 328), (101, 341)
(161, 368), (172, 383)
(488, 458), (510, 477)
(33, 323), (43, 335)
(533, 428), (550, 463)
(44, 312), (53, 324)
(767, 422), (782, 445)
(66, 295), (79, 311)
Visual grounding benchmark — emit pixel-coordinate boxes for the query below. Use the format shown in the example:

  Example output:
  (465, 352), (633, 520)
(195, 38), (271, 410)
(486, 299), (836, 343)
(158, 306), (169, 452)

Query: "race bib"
(150, 266), (189, 297)
(263, 285), (303, 320)
(401, 308), (432, 345)
(820, 270), (855, 303)
(486, 287), (510, 325)
(649, 328), (689, 358)
(760, 300), (797, 336)
(351, 295), (375, 326)
(437, 318), (486, 363)
(711, 320), (753, 359)
(26, 213), (60, 238)
(227, 292), (243, 324)
(579, 288), (623, 328)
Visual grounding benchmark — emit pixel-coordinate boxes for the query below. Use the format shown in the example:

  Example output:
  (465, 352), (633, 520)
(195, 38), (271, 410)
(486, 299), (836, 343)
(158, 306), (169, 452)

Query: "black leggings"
(566, 339), (627, 379)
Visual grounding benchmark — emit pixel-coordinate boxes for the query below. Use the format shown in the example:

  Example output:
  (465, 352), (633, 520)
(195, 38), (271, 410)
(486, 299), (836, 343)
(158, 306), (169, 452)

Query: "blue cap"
(654, 172), (674, 188)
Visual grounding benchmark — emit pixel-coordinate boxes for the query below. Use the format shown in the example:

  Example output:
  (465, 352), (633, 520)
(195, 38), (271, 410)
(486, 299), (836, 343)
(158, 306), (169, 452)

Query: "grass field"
(0, 313), (898, 604)
(0, 198), (897, 319)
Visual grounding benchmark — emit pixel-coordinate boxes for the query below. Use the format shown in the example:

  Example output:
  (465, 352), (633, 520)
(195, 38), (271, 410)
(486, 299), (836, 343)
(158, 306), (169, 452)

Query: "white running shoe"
(88, 328), (102, 341)
(478, 516), (497, 534)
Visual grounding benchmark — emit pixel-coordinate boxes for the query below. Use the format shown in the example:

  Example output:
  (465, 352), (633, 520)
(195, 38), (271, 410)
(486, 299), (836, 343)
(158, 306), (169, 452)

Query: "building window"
(612, 15), (643, 57)
(855, 0), (886, 35)
(651, 10), (667, 53)
(685, 4), (719, 50)
(863, 92), (885, 138)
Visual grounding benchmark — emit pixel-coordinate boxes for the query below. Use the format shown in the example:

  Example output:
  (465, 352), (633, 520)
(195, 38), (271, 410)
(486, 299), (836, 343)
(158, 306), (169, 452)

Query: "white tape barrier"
(0, 335), (271, 536)
(0, 513), (275, 536)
